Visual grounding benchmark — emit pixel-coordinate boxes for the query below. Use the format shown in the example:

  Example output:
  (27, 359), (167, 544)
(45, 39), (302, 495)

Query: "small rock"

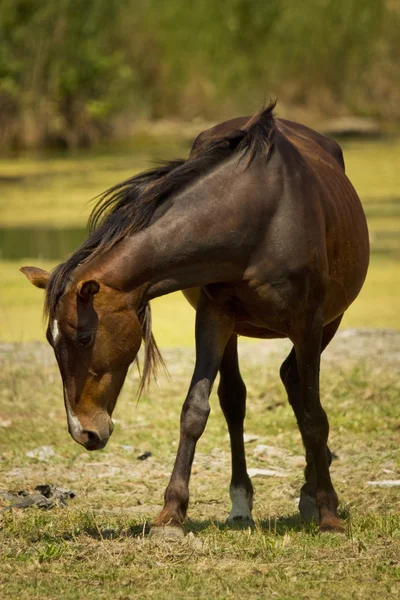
(186, 532), (203, 550)
(243, 433), (259, 444)
(366, 480), (400, 487)
(0, 419), (12, 428)
(253, 444), (285, 460)
(6, 468), (24, 477)
(26, 446), (55, 461)
(97, 466), (121, 478)
(248, 467), (287, 478)
(120, 445), (134, 452)
(253, 444), (304, 467)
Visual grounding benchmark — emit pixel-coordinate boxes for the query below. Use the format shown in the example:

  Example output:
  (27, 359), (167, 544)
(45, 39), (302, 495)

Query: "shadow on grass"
(39, 514), (313, 543)
(29, 507), (350, 543)
(184, 504), (349, 536)
(184, 513), (319, 536)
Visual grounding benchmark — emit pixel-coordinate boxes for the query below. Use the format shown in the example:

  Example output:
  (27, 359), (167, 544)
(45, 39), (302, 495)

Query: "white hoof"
(228, 486), (253, 523)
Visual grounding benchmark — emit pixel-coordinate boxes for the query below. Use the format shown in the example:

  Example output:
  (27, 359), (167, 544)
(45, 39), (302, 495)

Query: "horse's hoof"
(319, 517), (345, 534)
(226, 516), (255, 528)
(149, 525), (185, 539)
(299, 491), (319, 523)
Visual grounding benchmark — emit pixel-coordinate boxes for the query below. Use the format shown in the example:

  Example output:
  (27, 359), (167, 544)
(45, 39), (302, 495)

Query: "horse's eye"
(77, 332), (92, 347)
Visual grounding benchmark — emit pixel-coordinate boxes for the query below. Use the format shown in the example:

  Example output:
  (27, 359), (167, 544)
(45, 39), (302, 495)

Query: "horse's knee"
(181, 381), (211, 439)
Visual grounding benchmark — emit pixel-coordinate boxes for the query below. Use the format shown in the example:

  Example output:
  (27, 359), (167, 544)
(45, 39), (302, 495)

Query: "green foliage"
(0, 0), (137, 148)
(0, 0), (399, 149)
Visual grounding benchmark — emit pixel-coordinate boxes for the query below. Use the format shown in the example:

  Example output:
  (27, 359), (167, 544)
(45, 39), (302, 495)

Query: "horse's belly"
(182, 284), (293, 338)
(323, 226), (369, 321)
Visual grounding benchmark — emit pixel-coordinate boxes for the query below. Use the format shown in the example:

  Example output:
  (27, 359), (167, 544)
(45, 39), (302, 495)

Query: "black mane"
(44, 102), (276, 390)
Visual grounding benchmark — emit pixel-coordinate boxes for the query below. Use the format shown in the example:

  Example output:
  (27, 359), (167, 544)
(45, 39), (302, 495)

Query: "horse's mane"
(44, 102), (276, 392)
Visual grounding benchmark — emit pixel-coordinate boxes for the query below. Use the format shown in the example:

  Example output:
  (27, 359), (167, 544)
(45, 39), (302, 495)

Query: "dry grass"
(0, 334), (399, 599)
(1, 131), (399, 598)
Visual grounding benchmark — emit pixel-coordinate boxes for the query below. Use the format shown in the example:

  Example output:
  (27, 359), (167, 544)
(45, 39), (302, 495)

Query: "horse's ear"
(20, 266), (50, 289)
(77, 280), (100, 301)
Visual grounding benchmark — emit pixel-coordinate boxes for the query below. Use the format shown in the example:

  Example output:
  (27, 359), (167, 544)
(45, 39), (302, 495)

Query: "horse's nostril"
(83, 429), (102, 450)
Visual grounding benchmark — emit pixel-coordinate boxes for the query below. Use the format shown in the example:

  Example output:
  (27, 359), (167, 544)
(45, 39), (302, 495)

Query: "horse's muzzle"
(82, 429), (108, 451)
(69, 420), (114, 451)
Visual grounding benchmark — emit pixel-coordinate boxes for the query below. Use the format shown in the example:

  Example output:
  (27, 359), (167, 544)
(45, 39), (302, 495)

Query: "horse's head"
(21, 266), (144, 450)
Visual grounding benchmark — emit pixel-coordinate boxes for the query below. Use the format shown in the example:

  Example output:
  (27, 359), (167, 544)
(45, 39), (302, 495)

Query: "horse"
(21, 102), (369, 537)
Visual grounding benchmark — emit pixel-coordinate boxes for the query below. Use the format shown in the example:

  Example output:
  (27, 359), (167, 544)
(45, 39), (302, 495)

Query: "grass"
(0, 132), (399, 597)
(0, 133), (191, 227)
(0, 340), (399, 599)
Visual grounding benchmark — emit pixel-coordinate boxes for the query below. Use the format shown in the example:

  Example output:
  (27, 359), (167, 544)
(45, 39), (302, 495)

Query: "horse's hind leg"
(281, 313), (343, 532)
(218, 334), (254, 524)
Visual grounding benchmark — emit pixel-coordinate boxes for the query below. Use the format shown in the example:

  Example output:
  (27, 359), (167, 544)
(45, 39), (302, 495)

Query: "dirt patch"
(1, 328), (399, 369)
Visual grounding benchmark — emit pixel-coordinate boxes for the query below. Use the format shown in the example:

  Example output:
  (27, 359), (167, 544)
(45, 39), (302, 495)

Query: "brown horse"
(21, 103), (369, 536)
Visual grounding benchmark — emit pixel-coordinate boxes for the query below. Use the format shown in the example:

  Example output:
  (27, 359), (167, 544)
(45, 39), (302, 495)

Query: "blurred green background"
(1, 0), (399, 344)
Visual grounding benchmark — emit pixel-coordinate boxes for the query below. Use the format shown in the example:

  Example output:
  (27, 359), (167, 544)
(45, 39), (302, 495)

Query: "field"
(0, 132), (399, 599)
(1, 332), (399, 599)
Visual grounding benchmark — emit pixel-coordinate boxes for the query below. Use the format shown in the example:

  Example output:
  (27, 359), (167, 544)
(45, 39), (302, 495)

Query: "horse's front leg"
(151, 291), (233, 537)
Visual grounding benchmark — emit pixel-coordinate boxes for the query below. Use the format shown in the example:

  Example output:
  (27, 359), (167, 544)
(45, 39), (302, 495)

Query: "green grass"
(0, 133), (191, 227)
(341, 257), (400, 329)
(0, 341), (399, 599)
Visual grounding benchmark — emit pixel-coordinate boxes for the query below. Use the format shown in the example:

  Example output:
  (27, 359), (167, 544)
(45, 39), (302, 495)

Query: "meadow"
(0, 333), (399, 599)
(0, 129), (399, 599)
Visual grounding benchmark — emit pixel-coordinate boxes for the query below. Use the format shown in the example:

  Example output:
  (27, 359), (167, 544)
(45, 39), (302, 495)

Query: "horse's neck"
(89, 186), (245, 302)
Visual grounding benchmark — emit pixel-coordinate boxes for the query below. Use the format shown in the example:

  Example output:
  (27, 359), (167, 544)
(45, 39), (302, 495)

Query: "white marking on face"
(51, 319), (60, 344)
(228, 486), (253, 521)
(63, 385), (84, 438)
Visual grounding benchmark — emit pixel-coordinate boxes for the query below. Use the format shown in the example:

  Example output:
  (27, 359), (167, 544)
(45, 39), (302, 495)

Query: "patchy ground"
(0, 329), (399, 599)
